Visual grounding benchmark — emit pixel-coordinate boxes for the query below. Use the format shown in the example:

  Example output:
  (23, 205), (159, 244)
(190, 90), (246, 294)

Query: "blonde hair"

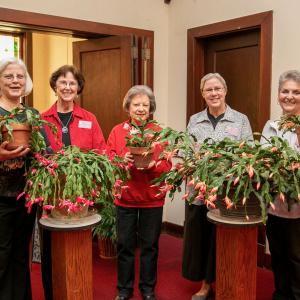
(200, 73), (227, 92)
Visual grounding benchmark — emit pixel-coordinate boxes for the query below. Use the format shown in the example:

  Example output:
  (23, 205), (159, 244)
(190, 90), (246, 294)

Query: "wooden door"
(203, 29), (266, 267)
(204, 29), (260, 132)
(73, 36), (133, 140)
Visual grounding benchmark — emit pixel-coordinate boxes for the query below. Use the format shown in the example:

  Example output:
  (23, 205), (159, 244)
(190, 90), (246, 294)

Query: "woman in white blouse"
(261, 70), (300, 300)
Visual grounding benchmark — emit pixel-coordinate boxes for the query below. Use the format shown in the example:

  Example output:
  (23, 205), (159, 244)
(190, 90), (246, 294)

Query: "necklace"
(58, 112), (73, 134)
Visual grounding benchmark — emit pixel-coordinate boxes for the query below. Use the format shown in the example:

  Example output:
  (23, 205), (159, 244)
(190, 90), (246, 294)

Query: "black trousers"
(116, 206), (163, 297)
(266, 214), (300, 300)
(40, 227), (52, 300)
(0, 196), (36, 300)
(182, 203), (216, 283)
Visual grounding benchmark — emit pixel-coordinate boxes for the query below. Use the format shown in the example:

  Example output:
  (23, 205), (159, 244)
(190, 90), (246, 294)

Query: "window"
(0, 34), (21, 59)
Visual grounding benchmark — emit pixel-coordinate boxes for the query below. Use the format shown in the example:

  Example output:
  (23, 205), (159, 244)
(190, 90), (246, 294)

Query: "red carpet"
(31, 233), (274, 300)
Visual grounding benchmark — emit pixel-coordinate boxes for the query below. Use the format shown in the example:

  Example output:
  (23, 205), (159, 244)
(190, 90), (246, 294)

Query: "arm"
(260, 120), (277, 145)
(92, 116), (107, 153)
(0, 141), (30, 161)
(241, 115), (253, 141)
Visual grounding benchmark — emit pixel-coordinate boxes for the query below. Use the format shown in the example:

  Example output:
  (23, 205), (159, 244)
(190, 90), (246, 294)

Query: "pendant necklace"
(58, 112), (73, 134)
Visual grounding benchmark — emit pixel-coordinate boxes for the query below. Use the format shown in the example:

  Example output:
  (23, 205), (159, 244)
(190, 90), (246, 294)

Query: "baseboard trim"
(162, 221), (184, 238)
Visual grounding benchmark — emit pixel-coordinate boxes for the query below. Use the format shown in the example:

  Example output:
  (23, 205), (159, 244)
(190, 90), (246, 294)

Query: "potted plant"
(278, 114), (300, 145)
(22, 146), (130, 220)
(92, 197), (117, 259)
(0, 107), (57, 152)
(125, 119), (162, 168)
(154, 132), (300, 223)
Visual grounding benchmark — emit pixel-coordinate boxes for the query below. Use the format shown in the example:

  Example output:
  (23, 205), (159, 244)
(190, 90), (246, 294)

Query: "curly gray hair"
(278, 70), (300, 91)
(123, 85), (156, 114)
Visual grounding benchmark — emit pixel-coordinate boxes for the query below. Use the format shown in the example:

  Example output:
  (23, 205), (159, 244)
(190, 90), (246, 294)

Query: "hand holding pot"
(0, 141), (30, 161)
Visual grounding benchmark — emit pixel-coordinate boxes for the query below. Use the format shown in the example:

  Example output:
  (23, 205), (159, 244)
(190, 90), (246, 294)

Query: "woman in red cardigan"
(107, 85), (171, 300)
(41, 65), (106, 300)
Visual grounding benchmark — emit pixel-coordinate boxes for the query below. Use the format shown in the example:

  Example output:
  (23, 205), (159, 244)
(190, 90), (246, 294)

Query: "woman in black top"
(0, 57), (37, 300)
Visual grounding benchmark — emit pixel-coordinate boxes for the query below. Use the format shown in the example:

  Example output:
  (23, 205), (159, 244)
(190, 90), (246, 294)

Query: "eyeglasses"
(2, 73), (25, 81)
(202, 87), (224, 94)
(280, 89), (300, 97)
(57, 80), (78, 89)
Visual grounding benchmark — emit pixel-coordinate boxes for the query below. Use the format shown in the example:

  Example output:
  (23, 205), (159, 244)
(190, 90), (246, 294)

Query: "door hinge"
(131, 46), (138, 59)
(142, 48), (150, 61)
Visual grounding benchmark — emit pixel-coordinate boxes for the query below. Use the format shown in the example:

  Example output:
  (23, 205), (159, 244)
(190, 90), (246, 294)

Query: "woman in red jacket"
(107, 85), (171, 300)
(41, 65), (106, 300)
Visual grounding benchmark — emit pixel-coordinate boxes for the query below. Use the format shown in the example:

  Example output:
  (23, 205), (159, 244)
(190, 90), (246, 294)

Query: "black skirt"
(182, 203), (216, 283)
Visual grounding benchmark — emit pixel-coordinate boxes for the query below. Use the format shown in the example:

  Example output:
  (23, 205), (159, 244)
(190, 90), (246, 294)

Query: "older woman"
(107, 85), (171, 300)
(41, 65), (106, 300)
(0, 57), (37, 300)
(182, 73), (253, 300)
(261, 70), (300, 300)
(42, 64), (106, 151)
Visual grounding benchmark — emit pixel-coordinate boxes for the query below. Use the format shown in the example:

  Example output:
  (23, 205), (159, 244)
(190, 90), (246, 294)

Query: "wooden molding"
(186, 11), (273, 128)
(162, 221), (184, 237)
(0, 7), (153, 38)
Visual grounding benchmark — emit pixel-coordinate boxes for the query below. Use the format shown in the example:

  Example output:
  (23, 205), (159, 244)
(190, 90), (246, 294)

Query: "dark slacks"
(266, 214), (300, 300)
(182, 203), (216, 283)
(0, 196), (36, 300)
(116, 206), (163, 297)
(40, 227), (52, 300)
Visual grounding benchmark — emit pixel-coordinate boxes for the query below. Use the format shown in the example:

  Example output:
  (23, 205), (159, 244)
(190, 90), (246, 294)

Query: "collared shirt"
(187, 105), (253, 205)
(187, 105), (253, 143)
(261, 120), (300, 219)
(42, 102), (106, 153)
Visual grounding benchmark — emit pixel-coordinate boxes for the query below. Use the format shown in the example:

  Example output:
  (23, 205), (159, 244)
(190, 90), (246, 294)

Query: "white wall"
(0, 0), (170, 124)
(1, 0), (299, 225)
(32, 33), (84, 112)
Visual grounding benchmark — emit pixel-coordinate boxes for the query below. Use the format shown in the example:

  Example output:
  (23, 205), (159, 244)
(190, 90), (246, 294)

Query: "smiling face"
(128, 94), (150, 122)
(201, 77), (227, 115)
(0, 63), (26, 102)
(278, 79), (300, 115)
(55, 71), (79, 104)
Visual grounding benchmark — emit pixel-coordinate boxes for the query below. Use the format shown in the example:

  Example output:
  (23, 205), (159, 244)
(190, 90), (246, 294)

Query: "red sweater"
(107, 121), (172, 208)
(42, 102), (106, 152)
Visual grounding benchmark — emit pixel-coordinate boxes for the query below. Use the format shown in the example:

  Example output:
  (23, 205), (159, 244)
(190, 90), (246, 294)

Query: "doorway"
(0, 7), (154, 138)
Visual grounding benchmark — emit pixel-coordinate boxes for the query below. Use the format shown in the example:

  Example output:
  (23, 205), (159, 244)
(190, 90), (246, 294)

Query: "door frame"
(187, 11), (272, 130)
(0, 7), (154, 105)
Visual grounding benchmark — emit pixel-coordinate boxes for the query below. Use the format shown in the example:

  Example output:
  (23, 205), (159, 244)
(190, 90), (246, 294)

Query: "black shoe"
(142, 294), (156, 300)
(114, 295), (132, 300)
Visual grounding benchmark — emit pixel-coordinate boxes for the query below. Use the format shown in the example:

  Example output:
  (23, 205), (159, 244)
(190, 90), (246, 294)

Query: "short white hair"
(200, 73), (227, 92)
(0, 57), (33, 97)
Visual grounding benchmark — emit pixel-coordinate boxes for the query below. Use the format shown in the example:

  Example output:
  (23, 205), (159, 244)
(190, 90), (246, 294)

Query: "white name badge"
(78, 120), (92, 129)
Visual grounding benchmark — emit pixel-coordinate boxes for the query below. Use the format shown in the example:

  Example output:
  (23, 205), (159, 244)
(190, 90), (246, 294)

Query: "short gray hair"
(278, 70), (300, 91)
(0, 57), (33, 97)
(200, 73), (227, 92)
(123, 85), (156, 114)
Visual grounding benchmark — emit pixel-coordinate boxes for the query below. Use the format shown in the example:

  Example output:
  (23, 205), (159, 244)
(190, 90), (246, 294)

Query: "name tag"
(225, 126), (240, 136)
(78, 120), (92, 129)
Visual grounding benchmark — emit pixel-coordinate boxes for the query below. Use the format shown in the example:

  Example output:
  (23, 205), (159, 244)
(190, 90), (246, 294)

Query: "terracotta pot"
(50, 205), (89, 220)
(97, 235), (117, 259)
(1, 123), (31, 150)
(127, 146), (153, 168)
(217, 192), (261, 220)
(296, 126), (300, 146)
